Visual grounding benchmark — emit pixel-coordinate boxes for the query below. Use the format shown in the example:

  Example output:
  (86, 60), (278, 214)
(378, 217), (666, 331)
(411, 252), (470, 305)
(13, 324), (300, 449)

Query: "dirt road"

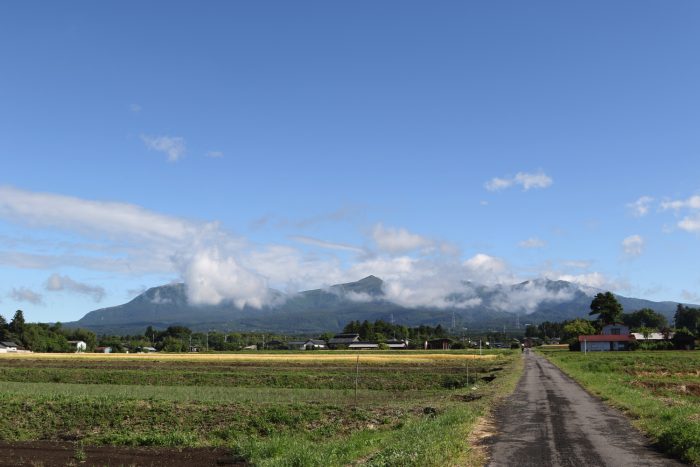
(486, 352), (683, 467)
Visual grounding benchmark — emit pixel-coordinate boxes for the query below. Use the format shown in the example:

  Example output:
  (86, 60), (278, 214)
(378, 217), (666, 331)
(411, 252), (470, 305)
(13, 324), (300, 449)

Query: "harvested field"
(0, 350), (521, 466)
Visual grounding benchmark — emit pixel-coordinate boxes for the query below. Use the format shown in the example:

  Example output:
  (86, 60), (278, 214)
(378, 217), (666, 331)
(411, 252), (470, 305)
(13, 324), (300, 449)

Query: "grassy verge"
(540, 350), (700, 464)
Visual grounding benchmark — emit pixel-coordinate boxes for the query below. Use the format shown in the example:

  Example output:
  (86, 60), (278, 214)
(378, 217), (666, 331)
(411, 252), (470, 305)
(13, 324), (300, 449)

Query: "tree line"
(342, 320), (447, 342)
(0, 310), (96, 352)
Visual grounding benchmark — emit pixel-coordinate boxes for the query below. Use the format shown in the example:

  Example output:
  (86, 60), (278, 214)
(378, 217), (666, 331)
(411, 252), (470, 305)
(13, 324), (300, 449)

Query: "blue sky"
(1, 1), (699, 322)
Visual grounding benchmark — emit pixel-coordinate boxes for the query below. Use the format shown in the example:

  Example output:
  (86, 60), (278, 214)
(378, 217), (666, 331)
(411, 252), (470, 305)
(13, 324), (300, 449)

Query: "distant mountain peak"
(68, 274), (694, 335)
(330, 275), (384, 297)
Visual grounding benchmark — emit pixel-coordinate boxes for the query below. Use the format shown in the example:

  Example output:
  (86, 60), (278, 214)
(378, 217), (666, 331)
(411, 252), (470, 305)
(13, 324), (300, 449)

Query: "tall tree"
(0, 315), (7, 340)
(674, 305), (700, 334)
(589, 292), (623, 325)
(622, 308), (668, 329)
(9, 310), (25, 336)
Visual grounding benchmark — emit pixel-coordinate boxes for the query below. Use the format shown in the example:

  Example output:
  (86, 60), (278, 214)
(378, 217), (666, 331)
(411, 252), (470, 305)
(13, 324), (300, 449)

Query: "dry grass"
(539, 344), (569, 350)
(0, 352), (497, 364)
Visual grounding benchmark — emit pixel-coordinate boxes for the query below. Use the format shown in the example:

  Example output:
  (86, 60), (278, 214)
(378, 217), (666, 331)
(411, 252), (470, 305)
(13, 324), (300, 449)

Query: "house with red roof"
(578, 324), (631, 352)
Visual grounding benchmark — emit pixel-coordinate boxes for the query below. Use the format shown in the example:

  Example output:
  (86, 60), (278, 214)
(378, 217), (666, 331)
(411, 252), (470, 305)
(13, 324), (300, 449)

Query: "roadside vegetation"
(541, 350), (700, 464)
(0, 350), (522, 465)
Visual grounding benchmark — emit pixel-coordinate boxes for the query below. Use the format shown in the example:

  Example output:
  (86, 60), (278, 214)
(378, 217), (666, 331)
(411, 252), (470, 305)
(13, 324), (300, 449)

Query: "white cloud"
(518, 237), (546, 249)
(627, 196), (654, 217)
(371, 224), (434, 254)
(555, 272), (619, 291)
(463, 253), (508, 279)
(45, 273), (106, 302)
(181, 247), (271, 308)
(678, 215), (700, 233)
(490, 280), (576, 314)
(206, 151), (224, 158)
(290, 235), (365, 253)
(660, 195), (700, 211)
(622, 235), (644, 257)
(484, 177), (513, 192)
(0, 186), (197, 243)
(655, 194), (700, 234)
(141, 135), (186, 162)
(9, 287), (43, 305)
(0, 186), (627, 313)
(485, 171), (552, 192)
(514, 172), (553, 190)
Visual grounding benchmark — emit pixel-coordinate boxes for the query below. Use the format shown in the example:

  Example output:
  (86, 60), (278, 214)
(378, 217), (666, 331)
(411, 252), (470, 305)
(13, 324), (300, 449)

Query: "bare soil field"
(0, 441), (238, 467)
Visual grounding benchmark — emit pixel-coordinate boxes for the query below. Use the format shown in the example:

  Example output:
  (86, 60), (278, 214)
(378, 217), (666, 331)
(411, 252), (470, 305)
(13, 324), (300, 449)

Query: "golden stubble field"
(0, 351), (497, 364)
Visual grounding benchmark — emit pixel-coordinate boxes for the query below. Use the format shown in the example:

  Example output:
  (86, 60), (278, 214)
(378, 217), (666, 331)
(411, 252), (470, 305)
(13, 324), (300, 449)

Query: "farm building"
(631, 332), (674, 342)
(287, 340), (308, 350)
(67, 340), (87, 352)
(0, 341), (22, 352)
(328, 333), (360, 349)
(95, 346), (112, 353)
(303, 339), (327, 350)
(285, 340), (327, 350)
(578, 324), (632, 351)
(426, 338), (453, 350)
(386, 339), (409, 349)
(348, 341), (379, 350)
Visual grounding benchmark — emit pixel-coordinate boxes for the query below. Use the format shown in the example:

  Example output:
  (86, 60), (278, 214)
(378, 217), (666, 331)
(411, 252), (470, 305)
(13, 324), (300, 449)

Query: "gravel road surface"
(486, 352), (684, 467)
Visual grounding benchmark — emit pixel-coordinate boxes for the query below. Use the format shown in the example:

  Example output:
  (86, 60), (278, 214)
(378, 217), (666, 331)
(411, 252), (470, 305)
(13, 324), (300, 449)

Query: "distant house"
(386, 339), (409, 350)
(578, 324), (632, 351)
(328, 333), (360, 349)
(141, 346), (157, 353)
(95, 346), (112, 353)
(348, 341), (379, 350)
(287, 341), (308, 350)
(266, 340), (286, 350)
(303, 339), (327, 350)
(427, 338), (453, 350)
(631, 332), (674, 342)
(242, 344), (257, 350)
(0, 341), (21, 352)
(67, 340), (87, 353)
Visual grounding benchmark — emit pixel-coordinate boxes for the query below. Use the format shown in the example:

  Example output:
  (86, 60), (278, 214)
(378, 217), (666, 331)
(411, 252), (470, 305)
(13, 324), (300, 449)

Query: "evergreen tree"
(9, 310), (25, 335)
(0, 315), (7, 340)
(589, 292), (623, 325)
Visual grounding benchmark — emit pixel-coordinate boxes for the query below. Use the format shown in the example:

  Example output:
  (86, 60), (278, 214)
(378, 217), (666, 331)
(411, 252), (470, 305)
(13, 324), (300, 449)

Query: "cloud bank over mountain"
(0, 186), (623, 312)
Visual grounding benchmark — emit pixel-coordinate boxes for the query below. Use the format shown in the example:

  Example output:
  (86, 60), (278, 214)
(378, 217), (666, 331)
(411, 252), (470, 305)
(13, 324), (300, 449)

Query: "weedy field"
(541, 350), (700, 465)
(0, 350), (522, 466)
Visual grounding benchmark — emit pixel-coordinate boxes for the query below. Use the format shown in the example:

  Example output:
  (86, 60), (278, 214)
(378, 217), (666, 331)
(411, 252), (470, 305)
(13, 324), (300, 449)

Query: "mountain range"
(64, 276), (689, 335)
